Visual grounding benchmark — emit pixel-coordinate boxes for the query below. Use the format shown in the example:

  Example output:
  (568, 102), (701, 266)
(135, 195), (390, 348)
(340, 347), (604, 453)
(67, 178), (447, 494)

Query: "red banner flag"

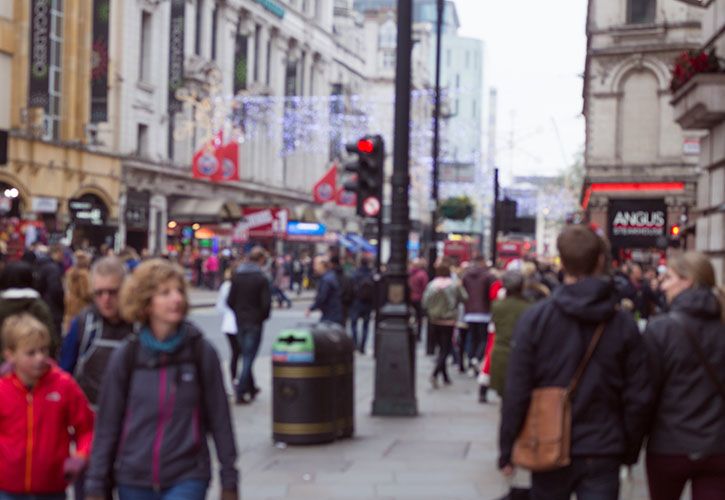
(335, 187), (357, 207)
(313, 166), (337, 204)
(192, 131), (223, 180)
(213, 141), (240, 182)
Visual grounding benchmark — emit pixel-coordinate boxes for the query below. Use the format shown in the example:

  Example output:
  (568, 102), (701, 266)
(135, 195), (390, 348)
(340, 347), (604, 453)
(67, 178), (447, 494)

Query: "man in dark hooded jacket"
(499, 225), (653, 499)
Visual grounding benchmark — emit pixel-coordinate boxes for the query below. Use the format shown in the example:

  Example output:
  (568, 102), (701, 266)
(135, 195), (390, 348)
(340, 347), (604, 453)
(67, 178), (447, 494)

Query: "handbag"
(671, 312), (725, 402)
(512, 321), (606, 472)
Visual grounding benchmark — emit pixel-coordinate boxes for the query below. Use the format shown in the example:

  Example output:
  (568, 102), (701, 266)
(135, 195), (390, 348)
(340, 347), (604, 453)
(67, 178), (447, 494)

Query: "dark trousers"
(272, 285), (291, 306)
(350, 303), (372, 352)
(429, 323), (454, 382)
(466, 321), (488, 363)
(411, 301), (424, 342)
(455, 326), (469, 371)
(236, 325), (263, 398)
(531, 457), (619, 500)
(647, 453), (725, 500)
(225, 332), (241, 381)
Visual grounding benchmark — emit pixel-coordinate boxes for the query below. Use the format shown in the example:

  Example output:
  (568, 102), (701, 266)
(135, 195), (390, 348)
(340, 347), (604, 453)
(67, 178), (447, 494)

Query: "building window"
(46, 0), (63, 141)
(383, 50), (396, 69)
(139, 11), (152, 82)
(253, 25), (261, 83)
(627, 0), (656, 24)
(266, 38), (272, 85)
(211, 5), (218, 60)
(137, 124), (149, 156)
(194, 0), (203, 55)
(619, 70), (659, 163)
(378, 20), (396, 49)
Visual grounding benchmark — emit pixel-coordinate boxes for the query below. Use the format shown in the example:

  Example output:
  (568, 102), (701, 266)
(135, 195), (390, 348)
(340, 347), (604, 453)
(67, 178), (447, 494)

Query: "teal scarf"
(139, 326), (186, 354)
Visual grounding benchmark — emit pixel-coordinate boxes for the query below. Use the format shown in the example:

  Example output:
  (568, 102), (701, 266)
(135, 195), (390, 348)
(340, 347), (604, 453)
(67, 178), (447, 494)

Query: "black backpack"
(356, 275), (375, 304)
(336, 270), (355, 306)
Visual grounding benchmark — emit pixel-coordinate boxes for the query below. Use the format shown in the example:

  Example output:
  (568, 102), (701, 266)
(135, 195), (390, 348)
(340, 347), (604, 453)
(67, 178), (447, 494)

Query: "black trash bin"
(272, 323), (354, 444)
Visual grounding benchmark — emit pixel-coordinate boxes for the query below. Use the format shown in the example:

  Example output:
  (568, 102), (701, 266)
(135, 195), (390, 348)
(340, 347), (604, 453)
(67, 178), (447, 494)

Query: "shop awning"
(347, 234), (377, 254)
(169, 198), (242, 222)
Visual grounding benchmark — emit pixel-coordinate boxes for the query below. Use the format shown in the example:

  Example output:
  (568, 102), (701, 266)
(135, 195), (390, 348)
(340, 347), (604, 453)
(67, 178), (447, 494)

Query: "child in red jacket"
(0, 312), (95, 499)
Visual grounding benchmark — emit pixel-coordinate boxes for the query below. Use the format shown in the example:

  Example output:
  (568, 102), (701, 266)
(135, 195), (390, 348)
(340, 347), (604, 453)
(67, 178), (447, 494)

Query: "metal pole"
(491, 167), (499, 265)
(372, 0), (417, 417)
(428, 0), (444, 277)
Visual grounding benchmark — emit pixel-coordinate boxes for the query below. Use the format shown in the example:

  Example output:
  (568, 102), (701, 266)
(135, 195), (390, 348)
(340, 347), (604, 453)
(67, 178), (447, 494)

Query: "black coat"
(35, 256), (65, 334)
(643, 287), (725, 456)
(499, 277), (653, 468)
(227, 263), (271, 327)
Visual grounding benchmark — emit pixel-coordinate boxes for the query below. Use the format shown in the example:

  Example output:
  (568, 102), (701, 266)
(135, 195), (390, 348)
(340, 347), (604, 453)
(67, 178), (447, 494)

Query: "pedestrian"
(291, 255), (304, 294)
(271, 256), (292, 308)
(63, 250), (93, 333)
(407, 258), (429, 348)
(643, 251), (725, 500)
(227, 247), (272, 404)
(498, 225), (652, 499)
(350, 256), (375, 354)
(331, 254), (354, 327)
(306, 255), (344, 326)
(0, 261), (56, 353)
(59, 256), (133, 405)
(203, 252), (220, 290)
(422, 260), (468, 388)
(0, 313), (95, 500)
(216, 267), (240, 384)
(461, 255), (493, 375)
(487, 271), (530, 402)
(35, 243), (66, 348)
(85, 258), (239, 500)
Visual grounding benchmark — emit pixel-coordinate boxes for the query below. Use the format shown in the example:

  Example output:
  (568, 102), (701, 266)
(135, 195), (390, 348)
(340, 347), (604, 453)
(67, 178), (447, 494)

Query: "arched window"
(619, 70), (659, 163)
(627, 0), (656, 24)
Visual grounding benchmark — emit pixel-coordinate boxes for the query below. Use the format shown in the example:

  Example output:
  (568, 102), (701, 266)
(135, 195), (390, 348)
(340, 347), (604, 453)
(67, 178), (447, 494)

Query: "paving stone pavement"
(208, 346), (654, 500)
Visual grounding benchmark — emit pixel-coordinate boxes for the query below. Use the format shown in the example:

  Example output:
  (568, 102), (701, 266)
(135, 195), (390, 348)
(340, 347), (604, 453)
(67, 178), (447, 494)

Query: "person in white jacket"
(216, 268), (239, 383)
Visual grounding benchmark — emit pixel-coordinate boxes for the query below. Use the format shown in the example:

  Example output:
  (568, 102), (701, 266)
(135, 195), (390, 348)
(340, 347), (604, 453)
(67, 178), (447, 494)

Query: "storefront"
(125, 189), (150, 253)
(607, 198), (668, 266)
(68, 194), (116, 251)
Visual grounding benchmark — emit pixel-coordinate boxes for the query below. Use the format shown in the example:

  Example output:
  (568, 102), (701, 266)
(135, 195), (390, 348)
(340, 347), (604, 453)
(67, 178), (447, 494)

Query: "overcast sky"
(453, 0), (588, 183)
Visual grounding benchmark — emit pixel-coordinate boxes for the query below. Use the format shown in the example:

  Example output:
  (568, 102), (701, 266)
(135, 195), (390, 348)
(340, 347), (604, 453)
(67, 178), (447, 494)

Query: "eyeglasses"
(93, 288), (119, 298)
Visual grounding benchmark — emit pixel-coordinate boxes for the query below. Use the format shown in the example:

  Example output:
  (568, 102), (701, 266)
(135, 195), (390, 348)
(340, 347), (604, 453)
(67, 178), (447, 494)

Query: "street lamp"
(428, 0), (444, 277)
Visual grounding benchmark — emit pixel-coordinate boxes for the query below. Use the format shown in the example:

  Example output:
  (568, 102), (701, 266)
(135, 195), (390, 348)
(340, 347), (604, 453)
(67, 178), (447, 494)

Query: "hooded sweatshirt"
(499, 276), (653, 467)
(85, 321), (238, 495)
(644, 287), (725, 457)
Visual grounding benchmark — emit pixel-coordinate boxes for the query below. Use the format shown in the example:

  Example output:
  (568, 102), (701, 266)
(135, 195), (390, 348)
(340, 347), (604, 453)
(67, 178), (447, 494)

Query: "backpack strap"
(73, 310), (102, 379)
(671, 312), (725, 403)
(567, 321), (606, 395)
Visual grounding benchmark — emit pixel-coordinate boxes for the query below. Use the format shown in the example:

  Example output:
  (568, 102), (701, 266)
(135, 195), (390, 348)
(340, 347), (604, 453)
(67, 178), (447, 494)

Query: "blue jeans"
(0, 493), (65, 500)
(117, 479), (207, 500)
(350, 303), (372, 352)
(236, 324), (263, 398)
(531, 457), (620, 500)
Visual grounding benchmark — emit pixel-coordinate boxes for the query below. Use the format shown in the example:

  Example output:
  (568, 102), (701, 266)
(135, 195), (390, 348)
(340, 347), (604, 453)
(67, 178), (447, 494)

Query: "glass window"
(139, 11), (152, 82)
(194, 0), (203, 55)
(627, 0), (656, 24)
(46, 0), (63, 140)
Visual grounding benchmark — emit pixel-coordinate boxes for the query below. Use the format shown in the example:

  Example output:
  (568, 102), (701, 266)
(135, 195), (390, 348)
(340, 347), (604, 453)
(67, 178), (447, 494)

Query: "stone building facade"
(583, 0), (704, 263)
(670, 0), (725, 282)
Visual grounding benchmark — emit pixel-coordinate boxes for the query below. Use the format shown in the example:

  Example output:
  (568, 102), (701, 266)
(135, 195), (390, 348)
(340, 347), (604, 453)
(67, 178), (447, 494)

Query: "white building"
(91, 0), (371, 253)
(583, 0), (703, 264)
(670, 0), (725, 282)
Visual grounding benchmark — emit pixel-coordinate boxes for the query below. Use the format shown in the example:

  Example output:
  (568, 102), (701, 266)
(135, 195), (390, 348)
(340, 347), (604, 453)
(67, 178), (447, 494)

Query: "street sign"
(362, 196), (381, 217)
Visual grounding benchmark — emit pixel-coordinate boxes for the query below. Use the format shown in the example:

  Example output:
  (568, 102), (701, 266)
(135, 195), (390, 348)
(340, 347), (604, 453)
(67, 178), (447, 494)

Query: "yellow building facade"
(1, 0), (122, 252)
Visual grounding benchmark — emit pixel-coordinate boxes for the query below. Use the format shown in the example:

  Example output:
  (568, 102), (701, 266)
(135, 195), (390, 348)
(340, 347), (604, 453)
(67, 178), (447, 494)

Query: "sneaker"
(443, 377), (452, 386)
(429, 375), (439, 389)
(235, 394), (252, 405)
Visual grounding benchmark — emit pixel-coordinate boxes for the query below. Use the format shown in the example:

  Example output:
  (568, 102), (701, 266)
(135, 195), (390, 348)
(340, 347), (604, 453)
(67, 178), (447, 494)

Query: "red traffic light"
(670, 225), (681, 237)
(357, 139), (375, 154)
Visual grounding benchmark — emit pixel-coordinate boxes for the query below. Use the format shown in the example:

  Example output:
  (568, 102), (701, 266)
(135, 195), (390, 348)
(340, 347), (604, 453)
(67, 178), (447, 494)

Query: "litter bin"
(272, 323), (354, 444)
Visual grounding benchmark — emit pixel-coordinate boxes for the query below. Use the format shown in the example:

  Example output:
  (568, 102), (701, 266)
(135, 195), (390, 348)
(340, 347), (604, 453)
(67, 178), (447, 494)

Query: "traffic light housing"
(343, 135), (384, 218)
(669, 224), (681, 248)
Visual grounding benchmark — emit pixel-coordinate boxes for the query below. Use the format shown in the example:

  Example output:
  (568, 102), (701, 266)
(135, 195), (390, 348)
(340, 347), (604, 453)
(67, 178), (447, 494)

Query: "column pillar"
(149, 193), (168, 255)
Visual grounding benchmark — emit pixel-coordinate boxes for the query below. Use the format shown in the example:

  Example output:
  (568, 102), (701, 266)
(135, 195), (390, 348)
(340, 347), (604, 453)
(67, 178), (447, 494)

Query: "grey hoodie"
(85, 321), (238, 494)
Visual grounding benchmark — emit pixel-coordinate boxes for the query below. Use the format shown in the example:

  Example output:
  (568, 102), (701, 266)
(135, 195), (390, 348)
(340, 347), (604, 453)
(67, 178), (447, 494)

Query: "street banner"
(212, 140), (240, 182)
(608, 198), (667, 249)
(242, 207), (288, 238)
(168, 0), (185, 114)
(192, 132), (223, 180)
(28, 0), (52, 110)
(313, 166), (337, 204)
(335, 187), (356, 207)
(90, 0), (110, 122)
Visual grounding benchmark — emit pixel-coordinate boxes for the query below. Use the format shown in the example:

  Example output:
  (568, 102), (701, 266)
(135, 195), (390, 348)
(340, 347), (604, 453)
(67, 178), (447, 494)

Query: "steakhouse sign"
(608, 199), (667, 248)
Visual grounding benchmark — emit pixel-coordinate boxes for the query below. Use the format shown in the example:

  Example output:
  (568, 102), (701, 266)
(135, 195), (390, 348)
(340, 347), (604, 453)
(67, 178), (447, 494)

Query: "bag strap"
(567, 321), (606, 395)
(671, 312), (725, 403)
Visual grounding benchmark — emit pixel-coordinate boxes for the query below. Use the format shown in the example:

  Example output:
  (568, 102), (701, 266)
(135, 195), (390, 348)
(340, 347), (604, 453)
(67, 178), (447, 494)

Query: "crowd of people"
(0, 227), (724, 500)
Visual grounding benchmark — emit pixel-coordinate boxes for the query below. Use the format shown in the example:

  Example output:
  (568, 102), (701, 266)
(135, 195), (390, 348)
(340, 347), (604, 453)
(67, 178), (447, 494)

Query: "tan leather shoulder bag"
(512, 321), (606, 472)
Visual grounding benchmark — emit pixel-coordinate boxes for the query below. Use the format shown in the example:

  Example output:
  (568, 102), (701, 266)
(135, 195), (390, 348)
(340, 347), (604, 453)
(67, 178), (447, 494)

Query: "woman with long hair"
(643, 251), (725, 500)
(85, 259), (238, 500)
(63, 250), (93, 332)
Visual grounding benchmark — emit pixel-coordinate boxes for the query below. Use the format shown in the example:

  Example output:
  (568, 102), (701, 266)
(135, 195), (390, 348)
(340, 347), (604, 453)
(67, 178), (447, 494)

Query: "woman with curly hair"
(84, 258), (238, 500)
(63, 250), (93, 333)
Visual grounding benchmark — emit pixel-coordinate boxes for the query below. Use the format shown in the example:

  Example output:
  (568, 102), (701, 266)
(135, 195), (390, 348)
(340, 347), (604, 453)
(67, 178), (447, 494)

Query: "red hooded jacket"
(0, 363), (95, 494)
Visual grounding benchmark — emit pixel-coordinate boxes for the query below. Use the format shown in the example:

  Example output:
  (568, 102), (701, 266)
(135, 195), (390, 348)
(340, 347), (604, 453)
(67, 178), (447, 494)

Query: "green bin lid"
(273, 330), (314, 353)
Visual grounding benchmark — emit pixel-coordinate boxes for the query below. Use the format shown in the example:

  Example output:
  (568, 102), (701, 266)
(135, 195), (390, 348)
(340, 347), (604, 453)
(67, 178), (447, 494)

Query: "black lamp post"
(428, 0), (444, 277)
